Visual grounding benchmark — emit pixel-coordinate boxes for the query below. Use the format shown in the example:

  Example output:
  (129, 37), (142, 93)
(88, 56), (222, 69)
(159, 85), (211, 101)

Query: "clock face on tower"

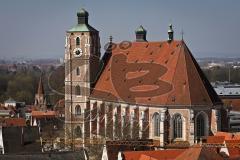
(74, 48), (83, 57)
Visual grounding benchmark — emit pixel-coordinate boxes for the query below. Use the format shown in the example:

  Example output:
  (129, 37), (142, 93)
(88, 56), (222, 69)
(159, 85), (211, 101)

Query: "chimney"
(135, 25), (147, 42)
(77, 8), (89, 25)
(168, 24), (174, 42)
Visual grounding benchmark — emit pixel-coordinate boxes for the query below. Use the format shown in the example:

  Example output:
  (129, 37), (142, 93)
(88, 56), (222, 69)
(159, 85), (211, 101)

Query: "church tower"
(35, 76), (47, 110)
(64, 8), (100, 148)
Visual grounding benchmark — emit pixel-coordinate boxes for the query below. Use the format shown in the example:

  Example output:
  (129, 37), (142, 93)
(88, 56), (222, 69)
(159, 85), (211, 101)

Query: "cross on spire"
(181, 29), (184, 40)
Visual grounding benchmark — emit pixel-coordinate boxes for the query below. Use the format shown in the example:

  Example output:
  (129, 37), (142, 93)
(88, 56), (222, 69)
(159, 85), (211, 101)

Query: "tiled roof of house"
(32, 111), (57, 118)
(214, 132), (240, 140)
(206, 134), (240, 159)
(225, 140), (240, 159)
(90, 40), (222, 106)
(123, 149), (185, 160)
(175, 145), (223, 160)
(207, 136), (226, 144)
(0, 118), (26, 127)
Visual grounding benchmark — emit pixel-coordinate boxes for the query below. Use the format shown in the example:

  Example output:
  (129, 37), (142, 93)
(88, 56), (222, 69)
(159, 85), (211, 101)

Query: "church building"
(64, 8), (228, 148)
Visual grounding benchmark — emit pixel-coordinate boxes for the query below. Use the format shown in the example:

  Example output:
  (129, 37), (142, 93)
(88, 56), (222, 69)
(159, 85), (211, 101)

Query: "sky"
(0, 0), (239, 59)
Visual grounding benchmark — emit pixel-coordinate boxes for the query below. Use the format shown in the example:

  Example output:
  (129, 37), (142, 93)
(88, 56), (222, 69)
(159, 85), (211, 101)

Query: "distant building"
(207, 62), (225, 69)
(213, 83), (240, 132)
(4, 98), (16, 108)
(213, 83), (240, 96)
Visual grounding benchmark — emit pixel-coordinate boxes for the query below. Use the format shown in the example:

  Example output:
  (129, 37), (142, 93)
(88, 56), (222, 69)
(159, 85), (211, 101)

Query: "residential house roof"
(124, 149), (185, 160)
(0, 118), (26, 127)
(175, 145), (223, 160)
(32, 111), (57, 118)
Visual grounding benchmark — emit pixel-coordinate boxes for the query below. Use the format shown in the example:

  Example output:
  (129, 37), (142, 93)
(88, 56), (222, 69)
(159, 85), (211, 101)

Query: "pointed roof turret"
(37, 76), (44, 95)
(77, 8), (89, 24)
(68, 8), (98, 32)
(135, 25), (147, 42)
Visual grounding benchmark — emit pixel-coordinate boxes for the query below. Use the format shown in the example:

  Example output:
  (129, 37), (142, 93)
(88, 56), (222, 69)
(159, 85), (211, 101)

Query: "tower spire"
(37, 75), (44, 95)
(77, 8), (89, 24)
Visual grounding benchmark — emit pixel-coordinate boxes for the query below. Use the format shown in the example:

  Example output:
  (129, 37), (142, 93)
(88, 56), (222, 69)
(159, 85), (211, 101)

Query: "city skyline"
(0, 0), (239, 59)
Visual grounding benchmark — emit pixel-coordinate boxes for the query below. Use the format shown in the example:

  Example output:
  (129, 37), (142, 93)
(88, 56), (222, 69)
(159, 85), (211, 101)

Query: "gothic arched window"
(75, 126), (82, 138)
(153, 113), (160, 137)
(76, 67), (80, 76)
(75, 105), (81, 115)
(173, 114), (182, 139)
(196, 114), (205, 138)
(75, 85), (81, 95)
(76, 37), (80, 46)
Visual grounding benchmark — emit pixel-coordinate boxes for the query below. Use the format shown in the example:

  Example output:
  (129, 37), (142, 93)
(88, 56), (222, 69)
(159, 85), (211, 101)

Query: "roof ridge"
(181, 41), (192, 105)
(181, 41), (193, 106)
(183, 42), (211, 105)
(183, 42), (222, 105)
(165, 42), (183, 105)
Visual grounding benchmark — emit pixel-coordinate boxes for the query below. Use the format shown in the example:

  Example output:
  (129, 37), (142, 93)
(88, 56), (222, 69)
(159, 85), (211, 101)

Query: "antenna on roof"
(181, 29), (184, 41)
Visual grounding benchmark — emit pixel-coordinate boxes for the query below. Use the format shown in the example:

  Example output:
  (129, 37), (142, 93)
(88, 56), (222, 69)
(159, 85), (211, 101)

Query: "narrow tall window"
(76, 67), (80, 75)
(75, 126), (82, 138)
(153, 113), (160, 137)
(196, 114), (205, 138)
(75, 105), (81, 115)
(75, 85), (81, 95)
(173, 114), (182, 139)
(76, 37), (80, 46)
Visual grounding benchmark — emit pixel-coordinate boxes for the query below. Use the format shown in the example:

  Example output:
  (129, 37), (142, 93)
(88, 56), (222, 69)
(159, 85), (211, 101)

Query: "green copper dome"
(67, 8), (98, 32)
(77, 8), (89, 17)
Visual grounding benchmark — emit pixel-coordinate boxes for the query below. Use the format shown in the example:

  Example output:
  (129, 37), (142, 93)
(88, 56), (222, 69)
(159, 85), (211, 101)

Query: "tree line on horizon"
(0, 66), (64, 106)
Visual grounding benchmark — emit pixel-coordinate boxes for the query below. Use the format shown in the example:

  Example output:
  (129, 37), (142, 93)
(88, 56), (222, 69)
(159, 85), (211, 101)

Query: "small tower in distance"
(35, 76), (47, 110)
(135, 25), (147, 42)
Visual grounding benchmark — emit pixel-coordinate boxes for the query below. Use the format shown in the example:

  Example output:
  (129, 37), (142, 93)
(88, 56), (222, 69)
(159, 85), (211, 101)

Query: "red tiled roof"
(215, 132), (240, 140)
(175, 145), (223, 160)
(225, 140), (240, 158)
(31, 111), (57, 118)
(207, 136), (225, 144)
(222, 98), (240, 111)
(90, 40), (221, 106)
(0, 118), (26, 127)
(124, 149), (185, 160)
